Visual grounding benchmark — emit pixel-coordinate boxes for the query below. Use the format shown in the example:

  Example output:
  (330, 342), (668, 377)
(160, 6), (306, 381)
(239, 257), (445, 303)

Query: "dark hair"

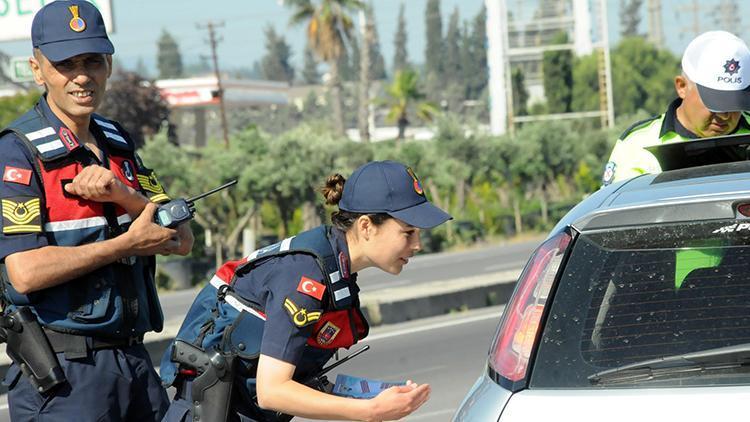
(321, 173), (391, 231)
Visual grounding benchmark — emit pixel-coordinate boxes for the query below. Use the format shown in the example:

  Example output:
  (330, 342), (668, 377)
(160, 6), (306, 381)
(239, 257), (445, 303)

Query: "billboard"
(0, 0), (113, 42)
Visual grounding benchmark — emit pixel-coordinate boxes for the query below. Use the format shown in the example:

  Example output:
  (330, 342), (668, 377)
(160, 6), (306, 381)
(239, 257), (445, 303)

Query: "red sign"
(297, 276), (326, 301)
(3, 166), (32, 185)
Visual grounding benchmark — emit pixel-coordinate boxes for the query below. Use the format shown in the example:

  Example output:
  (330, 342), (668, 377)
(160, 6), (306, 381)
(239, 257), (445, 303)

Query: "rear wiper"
(588, 343), (750, 385)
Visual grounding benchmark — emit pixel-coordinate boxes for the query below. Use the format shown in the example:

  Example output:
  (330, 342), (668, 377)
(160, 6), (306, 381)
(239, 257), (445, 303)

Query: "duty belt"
(43, 328), (144, 359)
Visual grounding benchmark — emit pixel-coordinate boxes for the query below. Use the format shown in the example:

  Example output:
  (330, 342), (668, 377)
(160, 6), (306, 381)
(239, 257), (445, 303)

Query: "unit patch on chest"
(316, 321), (341, 346)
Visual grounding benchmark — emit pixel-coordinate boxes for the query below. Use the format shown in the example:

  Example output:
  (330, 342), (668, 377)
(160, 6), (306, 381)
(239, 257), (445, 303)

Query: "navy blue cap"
(339, 161), (452, 229)
(32, 0), (114, 62)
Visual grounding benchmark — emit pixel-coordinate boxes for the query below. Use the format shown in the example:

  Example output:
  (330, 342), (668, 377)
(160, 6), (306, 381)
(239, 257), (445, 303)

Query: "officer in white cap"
(602, 31), (750, 186)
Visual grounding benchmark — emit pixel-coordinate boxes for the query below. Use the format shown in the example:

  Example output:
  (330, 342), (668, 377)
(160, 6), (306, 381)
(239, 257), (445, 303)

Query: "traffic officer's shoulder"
(618, 115), (661, 142)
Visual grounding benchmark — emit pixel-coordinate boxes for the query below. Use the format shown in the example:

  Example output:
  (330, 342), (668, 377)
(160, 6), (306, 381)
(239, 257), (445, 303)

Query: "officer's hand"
(366, 380), (430, 422)
(64, 165), (131, 203)
(122, 202), (180, 256)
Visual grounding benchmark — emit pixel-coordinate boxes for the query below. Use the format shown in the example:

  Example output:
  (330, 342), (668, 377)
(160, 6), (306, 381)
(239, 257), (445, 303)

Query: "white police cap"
(681, 30), (750, 112)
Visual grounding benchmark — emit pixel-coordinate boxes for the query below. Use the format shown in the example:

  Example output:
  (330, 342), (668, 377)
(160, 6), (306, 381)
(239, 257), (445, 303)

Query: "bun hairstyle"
(321, 172), (390, 231)
(321, 174), (346, 206)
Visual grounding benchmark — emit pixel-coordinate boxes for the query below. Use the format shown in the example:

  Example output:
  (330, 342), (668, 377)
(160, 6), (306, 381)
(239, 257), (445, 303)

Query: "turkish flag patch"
(296, 276), (326, 301)
(3, 166), (32, 185)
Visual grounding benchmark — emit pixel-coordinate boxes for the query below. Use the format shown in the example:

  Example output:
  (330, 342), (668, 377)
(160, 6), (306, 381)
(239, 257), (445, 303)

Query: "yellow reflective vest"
(602, 99), (750, 186)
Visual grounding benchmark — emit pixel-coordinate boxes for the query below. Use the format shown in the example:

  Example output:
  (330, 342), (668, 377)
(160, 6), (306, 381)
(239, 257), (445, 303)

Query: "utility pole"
(197, 21), (230, 148)
(647, 0), (664, 49)
(676, 1), (701, 40)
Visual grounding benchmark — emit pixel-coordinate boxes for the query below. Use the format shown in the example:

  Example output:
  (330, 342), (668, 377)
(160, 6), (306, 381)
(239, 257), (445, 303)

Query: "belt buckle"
(126, 335), (141, 346)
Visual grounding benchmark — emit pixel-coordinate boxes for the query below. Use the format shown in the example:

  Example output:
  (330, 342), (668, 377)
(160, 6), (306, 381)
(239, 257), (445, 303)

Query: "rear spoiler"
(645, 133), (750, 171)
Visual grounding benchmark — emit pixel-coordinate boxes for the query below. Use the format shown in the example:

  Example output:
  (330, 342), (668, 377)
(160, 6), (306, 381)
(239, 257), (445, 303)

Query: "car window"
(530, 219), (750, 388)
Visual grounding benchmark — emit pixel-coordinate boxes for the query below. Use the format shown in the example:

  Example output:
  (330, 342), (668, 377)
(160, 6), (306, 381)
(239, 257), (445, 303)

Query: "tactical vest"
(160, 225), (369, 388)
(0, 103), (164, 338)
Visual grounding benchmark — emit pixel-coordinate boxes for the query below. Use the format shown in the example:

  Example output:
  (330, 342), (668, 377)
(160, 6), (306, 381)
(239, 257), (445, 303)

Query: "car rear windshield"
(530, 219), (750, 388)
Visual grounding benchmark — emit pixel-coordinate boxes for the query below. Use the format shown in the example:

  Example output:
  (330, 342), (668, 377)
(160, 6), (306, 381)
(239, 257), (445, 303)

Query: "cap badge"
(68, 5), (87, 32)
(724, 58), (740, 76)
(406, 167), (424, 196)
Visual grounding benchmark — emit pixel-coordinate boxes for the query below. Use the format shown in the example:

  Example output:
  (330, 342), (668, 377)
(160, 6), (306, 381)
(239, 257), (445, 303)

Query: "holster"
(0, 306), (66, 393)
(172, 339), (236, 422)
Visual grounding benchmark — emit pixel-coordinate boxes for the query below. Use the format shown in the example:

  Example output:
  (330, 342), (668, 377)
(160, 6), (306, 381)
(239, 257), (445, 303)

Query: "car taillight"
(488, 231), (572, 388)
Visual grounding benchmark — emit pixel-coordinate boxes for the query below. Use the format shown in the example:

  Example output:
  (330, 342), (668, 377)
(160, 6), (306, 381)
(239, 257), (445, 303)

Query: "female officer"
(160, 160), (452, 421)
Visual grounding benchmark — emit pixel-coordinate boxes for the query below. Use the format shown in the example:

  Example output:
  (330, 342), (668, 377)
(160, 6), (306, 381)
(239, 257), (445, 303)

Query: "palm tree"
(381, 69), (438, 140)
(287, 0), (364, 136)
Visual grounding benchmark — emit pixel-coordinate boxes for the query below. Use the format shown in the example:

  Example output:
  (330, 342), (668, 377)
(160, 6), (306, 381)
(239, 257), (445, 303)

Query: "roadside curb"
(0, 270), (521, 392)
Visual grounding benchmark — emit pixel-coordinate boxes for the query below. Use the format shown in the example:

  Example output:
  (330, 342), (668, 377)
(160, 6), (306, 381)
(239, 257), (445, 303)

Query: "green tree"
(346, 38), (360, 82)
(366, 6), (387, 81)
(380, 70), (438, 140)
(287, 0), (365, 136)
(156, 29), (183, 79)
(511, 67), (528, 116)
(393, 3), (410, 73)
(542, 32), (573, 113)
(99, 70), (172, 148)
(301, 44), (320, 84)
(611, 37), (679, 117)
(260, 26), (295, 84)
(464, 6), (488, 99)
(0, 90), (41, 129)
(620, 0), (643, 38)
(424, 0), (444, 79)
(444, 7), (462, 84)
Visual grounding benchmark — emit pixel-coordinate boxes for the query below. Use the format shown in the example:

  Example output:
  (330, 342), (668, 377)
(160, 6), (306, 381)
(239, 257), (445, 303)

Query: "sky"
(1, 0), (748, 77)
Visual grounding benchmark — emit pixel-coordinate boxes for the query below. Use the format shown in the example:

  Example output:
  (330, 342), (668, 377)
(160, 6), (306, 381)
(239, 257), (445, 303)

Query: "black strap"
(43, 328), (143, 359)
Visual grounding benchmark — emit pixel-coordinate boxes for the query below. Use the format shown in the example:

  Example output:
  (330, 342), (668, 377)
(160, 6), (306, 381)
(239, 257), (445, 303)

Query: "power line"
(197, 21), (230, 148)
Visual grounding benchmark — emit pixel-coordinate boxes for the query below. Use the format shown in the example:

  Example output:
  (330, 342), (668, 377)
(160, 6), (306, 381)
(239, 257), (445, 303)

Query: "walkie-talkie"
(155, 179), (237, 228)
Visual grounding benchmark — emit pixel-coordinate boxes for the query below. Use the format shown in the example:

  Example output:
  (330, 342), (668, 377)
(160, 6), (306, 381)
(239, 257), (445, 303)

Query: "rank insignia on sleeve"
(297, 276), (326, 301)
(137, 172), (170, 203)
(316, 321), (341, 346)
(2, 197), (42, 234)
(283, 297), (322, 328)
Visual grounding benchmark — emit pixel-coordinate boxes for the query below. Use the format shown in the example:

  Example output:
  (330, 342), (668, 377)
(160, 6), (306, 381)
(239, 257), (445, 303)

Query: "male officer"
(0, 1), (193, 420)
(602, 31), (750, 186)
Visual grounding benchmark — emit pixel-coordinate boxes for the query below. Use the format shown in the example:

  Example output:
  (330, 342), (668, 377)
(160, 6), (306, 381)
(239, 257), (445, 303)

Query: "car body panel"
(452, 371), (509, 422)
(499, 386), (750, 421)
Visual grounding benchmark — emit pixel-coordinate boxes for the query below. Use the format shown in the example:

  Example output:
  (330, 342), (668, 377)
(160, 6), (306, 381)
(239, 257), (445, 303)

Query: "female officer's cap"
(31, 0), (114, 62)
(339, 161), (452, 229)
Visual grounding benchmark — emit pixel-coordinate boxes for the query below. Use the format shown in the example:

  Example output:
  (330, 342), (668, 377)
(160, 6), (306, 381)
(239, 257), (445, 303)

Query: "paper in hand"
(331, 374), (406, 399)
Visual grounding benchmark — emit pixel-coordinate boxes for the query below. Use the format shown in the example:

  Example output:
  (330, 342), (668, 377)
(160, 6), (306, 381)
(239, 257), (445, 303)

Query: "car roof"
(553, 160), (750, 234)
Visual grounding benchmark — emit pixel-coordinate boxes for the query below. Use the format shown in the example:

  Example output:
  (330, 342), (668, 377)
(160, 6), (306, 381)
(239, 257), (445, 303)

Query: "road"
(160, 237), (541, 323)
(0, 306), (504, 422)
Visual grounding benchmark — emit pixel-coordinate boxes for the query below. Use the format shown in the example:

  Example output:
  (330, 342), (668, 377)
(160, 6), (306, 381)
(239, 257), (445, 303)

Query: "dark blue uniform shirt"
(232, 227), (358, 375)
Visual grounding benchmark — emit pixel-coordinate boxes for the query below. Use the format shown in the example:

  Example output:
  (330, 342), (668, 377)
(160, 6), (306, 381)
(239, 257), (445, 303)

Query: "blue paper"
(331, 374), (406, 399)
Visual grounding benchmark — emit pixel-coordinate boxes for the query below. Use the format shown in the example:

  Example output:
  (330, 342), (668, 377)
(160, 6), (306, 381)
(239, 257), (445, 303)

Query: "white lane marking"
(484, 261), (525, 272)
(407, 408), (456, 420)
(363, 309), (503, 343)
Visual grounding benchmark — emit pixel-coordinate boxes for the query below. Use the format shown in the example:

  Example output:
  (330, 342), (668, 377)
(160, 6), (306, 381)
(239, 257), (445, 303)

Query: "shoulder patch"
(3, 166), (33, 186)
(602, 161), (617, 186)
(2, 196), (42, 234)
(92, 116), (134, 152)
(619, 115), (660, 141)
(296, 276), (326, 301)
(283, 297), (322, 328)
